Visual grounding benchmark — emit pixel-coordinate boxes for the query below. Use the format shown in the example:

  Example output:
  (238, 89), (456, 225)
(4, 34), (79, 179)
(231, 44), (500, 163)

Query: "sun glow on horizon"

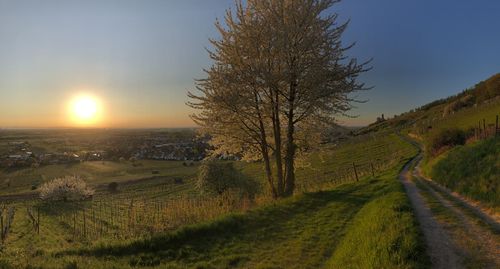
(68, 94), (103, 126)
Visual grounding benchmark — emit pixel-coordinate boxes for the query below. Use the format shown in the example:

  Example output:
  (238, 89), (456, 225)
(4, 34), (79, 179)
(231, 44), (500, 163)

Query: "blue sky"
(0, 0), (499, 128)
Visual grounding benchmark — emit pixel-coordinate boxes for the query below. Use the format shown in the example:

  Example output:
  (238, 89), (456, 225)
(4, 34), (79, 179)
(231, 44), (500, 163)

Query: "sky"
(0, 0), (499, 128)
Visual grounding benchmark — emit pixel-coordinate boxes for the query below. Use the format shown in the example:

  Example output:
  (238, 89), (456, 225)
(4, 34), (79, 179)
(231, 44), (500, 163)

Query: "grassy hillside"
(356, 74), (499, 211)
(359, 73), (500, 137)
(3, 151), (429, 269)
(428, 137), (499, 209)
(242, 132), (416, 193)
(0, 134), (428, 268)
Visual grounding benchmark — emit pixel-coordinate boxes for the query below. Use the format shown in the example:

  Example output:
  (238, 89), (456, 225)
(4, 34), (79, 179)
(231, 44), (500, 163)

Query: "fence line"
(0, 205), (15, 244)
(473, 114), (500, 141)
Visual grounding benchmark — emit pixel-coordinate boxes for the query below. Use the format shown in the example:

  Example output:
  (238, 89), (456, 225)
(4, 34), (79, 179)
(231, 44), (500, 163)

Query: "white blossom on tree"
(39, 176), (95, 201)
(188, 0), (370, 198)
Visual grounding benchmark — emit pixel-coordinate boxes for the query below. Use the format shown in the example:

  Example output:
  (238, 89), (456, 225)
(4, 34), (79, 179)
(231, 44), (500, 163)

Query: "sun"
(69, 95), (101, 125)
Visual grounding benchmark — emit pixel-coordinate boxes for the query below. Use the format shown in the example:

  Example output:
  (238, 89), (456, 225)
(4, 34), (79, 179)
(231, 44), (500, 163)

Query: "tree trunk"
(284, 123), (296, 196)
(272, 90), (285, 196)
(254, 89), (278, 199)
(284, 82), (296, 197)
(261, 145), (277, 199)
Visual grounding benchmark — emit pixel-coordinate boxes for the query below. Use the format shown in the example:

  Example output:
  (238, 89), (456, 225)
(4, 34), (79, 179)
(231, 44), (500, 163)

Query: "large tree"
(188, 0), (369, 198)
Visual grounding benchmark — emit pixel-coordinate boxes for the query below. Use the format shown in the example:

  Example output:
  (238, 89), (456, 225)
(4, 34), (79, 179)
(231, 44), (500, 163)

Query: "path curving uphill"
(399, 134), (500, 269)
(399, 154), (463, 269)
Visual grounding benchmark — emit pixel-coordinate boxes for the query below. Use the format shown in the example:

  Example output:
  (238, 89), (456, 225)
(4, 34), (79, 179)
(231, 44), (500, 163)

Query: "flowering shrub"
(39, 176), (94, 201)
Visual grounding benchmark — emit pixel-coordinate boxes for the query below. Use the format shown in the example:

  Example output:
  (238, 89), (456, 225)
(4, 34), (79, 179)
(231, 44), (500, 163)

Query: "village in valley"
(0, 129), (208, 169)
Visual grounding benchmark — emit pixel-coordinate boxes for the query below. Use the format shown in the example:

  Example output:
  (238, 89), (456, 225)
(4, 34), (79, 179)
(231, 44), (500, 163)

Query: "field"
(0, 160), (199, 196)
(0, 131), (427, 268)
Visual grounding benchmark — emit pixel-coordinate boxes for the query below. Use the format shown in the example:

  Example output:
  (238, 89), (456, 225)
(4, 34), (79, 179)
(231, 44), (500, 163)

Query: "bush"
(0, 260), (13, 269)
(108, 182), (119, 193)
(196, 158), (258, 196)
(442, 94), (475, 116)
(64, 261), (78, 269)
(39, 176), (94, 201)
(428, 128), (466, 155)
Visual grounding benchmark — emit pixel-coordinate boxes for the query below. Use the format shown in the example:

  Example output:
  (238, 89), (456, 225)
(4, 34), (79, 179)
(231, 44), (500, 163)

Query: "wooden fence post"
(0, 209), (4, 242)
(483, 119), (486, 137)
(83, 209), (86, 238)
(73, 212), (76, 238)
(353, 162), (359, 182)
(496, 115), (499, 136)
(37, 207), (40, 234)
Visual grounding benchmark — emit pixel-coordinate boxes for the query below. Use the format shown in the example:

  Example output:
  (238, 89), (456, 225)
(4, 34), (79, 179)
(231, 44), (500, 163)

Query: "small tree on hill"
(39, 176), (94, 201)
(196, 158), (258, 196)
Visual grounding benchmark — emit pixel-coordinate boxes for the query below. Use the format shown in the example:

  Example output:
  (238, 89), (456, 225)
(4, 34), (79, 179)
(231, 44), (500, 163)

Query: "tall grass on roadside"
(430, 137), (499, 208)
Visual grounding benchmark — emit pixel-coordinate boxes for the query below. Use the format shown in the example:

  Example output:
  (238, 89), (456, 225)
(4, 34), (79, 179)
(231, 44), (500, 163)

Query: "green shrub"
(0, 260), (13, 269)
(428, 128), (466, 155)
(108, 182), (119, 193)
(196, 158), (258, 196)
(64, 261), (78, 269)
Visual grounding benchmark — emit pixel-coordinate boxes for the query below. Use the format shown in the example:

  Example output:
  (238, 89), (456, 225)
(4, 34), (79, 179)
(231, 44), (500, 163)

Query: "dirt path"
(416, 166), (500, 226)
(413, 165), (500, 268)
(399, 155), (463, 269)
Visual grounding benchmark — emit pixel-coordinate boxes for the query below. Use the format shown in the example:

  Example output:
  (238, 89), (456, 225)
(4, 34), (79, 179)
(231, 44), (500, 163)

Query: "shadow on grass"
(37, 200), (90, 216)
(57, 178), (386, 262)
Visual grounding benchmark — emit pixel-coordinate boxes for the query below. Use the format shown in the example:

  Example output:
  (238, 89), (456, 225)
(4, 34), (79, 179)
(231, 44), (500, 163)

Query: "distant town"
(0, 129), (209, 169)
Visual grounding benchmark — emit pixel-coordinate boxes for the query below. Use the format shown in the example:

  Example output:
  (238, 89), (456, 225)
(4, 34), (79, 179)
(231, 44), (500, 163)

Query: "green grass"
(429, 137), (499, 209)
(325, 190), (427, 269)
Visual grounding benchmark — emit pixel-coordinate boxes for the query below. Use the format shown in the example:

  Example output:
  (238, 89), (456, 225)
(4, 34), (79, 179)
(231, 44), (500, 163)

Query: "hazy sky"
(0, 0), (499, 128)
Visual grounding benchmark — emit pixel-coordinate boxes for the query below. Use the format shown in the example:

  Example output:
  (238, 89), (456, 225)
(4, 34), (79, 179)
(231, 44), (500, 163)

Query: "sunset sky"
(0, 0), (499, 128)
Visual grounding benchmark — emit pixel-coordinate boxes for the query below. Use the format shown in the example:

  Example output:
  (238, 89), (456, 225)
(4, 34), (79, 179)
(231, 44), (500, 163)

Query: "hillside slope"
(0, 135), (430, 269)
(428, 137), (499, 209)
(359, 73), (500, 136)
